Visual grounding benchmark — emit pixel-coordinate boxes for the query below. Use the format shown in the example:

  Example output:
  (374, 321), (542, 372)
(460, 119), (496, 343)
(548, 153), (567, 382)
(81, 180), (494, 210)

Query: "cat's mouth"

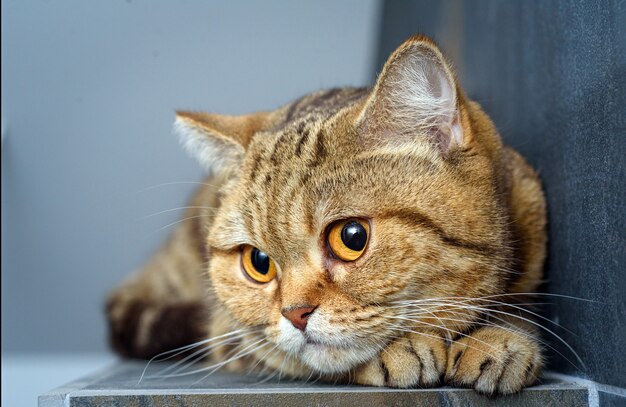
(305, 337), (322, 345)
(296, 332), (379, 374)
(275, 315), (380, 373)
(304, 338), (340, 349)
(304, 333), (350, 349)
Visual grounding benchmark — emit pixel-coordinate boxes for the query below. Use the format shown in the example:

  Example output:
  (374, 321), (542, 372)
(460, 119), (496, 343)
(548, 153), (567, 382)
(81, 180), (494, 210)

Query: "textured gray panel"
(598, 390), (626, 407)
(39, 362), (590, 407)
(377, 0), (626, 389)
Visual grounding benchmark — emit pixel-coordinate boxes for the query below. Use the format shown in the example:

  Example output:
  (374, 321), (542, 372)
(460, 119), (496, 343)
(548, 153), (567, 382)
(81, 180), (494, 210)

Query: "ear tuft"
(358, 36), (464, 152)
(174, 110), (270, 176)
(174, 113), (245, 176)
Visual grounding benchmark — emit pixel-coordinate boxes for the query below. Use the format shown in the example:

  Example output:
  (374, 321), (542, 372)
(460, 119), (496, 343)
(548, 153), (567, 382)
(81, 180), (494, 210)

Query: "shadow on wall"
(376, 0), (625, 390)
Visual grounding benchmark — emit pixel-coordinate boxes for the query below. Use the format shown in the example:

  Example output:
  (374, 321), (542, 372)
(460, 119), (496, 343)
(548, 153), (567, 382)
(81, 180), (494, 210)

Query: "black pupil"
(341, 221), (367, 252)
(251, 248), (270, 274)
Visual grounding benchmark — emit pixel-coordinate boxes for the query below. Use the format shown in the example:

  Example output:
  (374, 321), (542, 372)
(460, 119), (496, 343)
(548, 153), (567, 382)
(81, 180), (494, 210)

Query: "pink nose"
(281, 305), (317, 331)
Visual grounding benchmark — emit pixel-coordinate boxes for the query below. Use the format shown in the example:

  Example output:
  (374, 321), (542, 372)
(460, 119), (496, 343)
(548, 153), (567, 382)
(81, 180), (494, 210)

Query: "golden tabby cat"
(107, 35), (546, 395)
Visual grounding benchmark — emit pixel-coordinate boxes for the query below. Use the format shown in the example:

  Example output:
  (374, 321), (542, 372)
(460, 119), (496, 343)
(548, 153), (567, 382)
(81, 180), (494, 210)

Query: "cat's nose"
(281, 305), (317, 331)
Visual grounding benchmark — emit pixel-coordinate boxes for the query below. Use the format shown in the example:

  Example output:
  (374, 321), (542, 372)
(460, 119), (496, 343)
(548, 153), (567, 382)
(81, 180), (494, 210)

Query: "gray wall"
(1, 0), (381, 353)
(378, 0), (625, 390)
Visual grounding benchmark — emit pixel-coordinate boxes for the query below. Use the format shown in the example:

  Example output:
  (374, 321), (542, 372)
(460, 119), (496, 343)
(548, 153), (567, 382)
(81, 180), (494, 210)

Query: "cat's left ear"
(174, 111), (269, 175)
(357, 35), (468, 152)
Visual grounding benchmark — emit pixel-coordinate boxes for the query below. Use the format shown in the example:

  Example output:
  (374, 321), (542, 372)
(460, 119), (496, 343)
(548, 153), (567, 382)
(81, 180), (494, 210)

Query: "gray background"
(377, 0), (626, 391)
(1, 0), (381, 354)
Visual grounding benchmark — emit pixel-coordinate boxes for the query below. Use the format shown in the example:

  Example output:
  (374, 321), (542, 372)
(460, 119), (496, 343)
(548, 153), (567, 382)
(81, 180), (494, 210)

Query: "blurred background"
(2, 0), (624, 406)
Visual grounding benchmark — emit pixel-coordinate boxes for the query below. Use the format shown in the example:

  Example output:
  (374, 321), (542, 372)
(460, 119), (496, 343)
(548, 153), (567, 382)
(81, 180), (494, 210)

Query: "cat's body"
(107, 36), (546, 395)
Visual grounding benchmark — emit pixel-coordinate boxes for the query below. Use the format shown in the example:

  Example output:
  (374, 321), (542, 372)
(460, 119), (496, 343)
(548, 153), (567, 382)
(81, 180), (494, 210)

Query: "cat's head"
(175, 36), (512, 374)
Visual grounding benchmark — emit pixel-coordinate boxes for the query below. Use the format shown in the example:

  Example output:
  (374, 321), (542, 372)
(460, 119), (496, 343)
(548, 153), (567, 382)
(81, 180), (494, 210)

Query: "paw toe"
(445, 328), (542, 395)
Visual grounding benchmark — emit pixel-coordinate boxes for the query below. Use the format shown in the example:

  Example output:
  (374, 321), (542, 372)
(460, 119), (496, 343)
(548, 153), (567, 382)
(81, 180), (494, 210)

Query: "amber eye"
(241, 245), (277, 283)
(327, 219), (370, 261)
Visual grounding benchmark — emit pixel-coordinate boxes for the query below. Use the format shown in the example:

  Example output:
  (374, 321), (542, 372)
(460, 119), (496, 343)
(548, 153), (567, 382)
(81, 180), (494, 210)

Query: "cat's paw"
(353, 331), (447, 388)
(445, 327), (542, 396)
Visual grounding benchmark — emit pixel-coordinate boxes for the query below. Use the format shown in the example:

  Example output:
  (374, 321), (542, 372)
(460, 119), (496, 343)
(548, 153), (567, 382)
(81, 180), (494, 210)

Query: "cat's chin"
(299, 342), (379, 374)
(274, 318), (379, 374)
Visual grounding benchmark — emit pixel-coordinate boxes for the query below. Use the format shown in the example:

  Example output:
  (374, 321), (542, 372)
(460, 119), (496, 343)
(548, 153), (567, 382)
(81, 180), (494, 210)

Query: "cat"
(107, 35), (547, 396)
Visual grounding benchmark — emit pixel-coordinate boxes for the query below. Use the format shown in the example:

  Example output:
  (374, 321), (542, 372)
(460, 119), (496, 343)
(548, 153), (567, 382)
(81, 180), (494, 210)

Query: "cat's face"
(177, 37), (512, 374)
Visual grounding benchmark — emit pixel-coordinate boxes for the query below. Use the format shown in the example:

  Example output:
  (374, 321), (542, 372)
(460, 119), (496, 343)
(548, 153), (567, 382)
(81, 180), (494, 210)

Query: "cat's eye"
(241, 245), (277, 283)
(327, 219), (370, 262)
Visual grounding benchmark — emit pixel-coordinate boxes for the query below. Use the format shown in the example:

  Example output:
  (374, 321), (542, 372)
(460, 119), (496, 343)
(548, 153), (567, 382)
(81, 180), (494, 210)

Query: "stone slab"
(598, 390), (626, 407)
(40, 361), (591, 407)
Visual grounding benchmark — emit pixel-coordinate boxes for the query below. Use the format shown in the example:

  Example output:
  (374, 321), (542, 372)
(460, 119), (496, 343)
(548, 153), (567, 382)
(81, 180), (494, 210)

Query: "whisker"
(385, 316), (500, 354)
(247, 343), (280, 375)
(139, 181), (222, 192)
(156, 215), (214, 232)
(139, 328), (252, 382)
(390, 292), (598, 304)
(257, 361), (284, 384)
(138, 206), (219, 221)
(146, 337), (267, 379)
(439, 308), (583, 370)
(193, 339), (271, 384)
(382, 322), (502, 363)
(155, 330), (257, 377)
(276, 351), (294, 383)
(405, 301), (586, 369)
(385, 295), (586, 370)
(392, 296), (579, 336)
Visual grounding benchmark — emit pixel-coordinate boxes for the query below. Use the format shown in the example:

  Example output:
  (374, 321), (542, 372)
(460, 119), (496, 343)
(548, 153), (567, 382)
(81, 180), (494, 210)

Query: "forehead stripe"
(307, 128), (327, 168)
(384, 209), (503, 257)
(294, 123), (310, 158)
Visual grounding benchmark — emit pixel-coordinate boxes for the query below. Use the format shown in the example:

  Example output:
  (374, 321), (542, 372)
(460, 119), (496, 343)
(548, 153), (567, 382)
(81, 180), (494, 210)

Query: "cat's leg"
(444, 318), (542, 395)
(353, 330), (448, 388)
(436, 148), (544, 395)
(106, 218), (210, 359)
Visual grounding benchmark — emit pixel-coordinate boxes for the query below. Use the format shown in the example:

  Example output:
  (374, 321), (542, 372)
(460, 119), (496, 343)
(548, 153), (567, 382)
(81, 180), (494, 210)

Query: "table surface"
(39, 360), (594, 407)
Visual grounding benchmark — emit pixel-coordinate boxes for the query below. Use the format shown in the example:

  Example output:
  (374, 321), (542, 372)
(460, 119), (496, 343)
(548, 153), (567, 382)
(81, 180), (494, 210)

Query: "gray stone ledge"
(39, 361), (608, 407)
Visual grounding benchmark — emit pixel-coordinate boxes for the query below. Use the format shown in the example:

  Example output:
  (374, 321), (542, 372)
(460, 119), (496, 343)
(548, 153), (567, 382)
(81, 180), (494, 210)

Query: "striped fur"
(107, 36), (546, 396)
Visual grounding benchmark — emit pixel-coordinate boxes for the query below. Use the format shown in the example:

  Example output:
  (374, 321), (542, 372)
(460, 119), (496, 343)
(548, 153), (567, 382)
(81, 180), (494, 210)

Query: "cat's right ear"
(174, 111), (269, 175)
(356, 35), (469, 153)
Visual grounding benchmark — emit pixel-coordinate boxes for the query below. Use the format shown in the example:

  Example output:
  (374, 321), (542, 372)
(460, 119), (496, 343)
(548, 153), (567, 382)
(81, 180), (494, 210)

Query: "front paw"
(353, 331), (447, 388)
(445, 327), (542, 396)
